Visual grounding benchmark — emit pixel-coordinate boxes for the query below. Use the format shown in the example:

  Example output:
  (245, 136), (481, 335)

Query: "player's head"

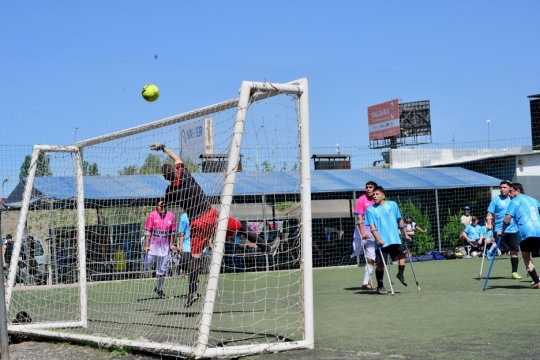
(510, 182), (524, 198)
(471, 216), (478, 224)
(499, 180), (512, 196)
(365, 180), (378, 197)
(162, 163), (175, 182)
(156, 198), (168, 215)
(372, 186), (386, 204)
(6, 234), (12, 241)
(404, 215), (412, 223)
(463, 205), (471, 213)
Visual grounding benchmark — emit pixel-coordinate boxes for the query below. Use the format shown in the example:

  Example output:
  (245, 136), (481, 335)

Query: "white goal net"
(5, 79), (314, 358)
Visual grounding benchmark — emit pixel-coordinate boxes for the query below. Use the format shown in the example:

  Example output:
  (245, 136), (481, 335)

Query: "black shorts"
(519, 237), (540, 253)
(499, 232), (519, 252)
(375, 244), (406, 264)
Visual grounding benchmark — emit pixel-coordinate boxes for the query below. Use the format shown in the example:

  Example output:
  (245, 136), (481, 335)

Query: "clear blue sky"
(1, 1), (540, 184)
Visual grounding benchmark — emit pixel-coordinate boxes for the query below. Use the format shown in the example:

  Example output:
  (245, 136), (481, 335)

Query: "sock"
(156, 275), (164, 291)
(398, 265), (405, 276)
(363, 264), (373, 285)
(511, 257), (519, 273)
(375, 269), (384, 288)
(528, 266), (540, 283)
(188, 258), (202, 295)
(489, 243), (497, 253)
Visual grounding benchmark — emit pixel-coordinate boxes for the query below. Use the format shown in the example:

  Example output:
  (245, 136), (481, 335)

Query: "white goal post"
(5, 78), (314, 358)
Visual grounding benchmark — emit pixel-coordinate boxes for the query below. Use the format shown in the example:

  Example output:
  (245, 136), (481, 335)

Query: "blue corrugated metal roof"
(6, 167), (500, 205)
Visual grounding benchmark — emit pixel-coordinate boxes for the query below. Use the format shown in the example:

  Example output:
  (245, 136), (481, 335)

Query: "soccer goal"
(5, 78), (314, 358)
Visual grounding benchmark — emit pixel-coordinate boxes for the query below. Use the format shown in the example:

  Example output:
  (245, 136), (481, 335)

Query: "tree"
(19, 153), (53, 180)
(139, 154), (163, 175)
(83, 161), (100, 176)
(118, 165), (138, 176)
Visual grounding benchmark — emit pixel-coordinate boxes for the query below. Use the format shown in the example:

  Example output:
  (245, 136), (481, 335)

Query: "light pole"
(486, 119), (491, 148)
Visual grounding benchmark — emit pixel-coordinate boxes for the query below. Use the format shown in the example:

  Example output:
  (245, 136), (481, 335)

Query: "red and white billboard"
(368, 99), (400, 141)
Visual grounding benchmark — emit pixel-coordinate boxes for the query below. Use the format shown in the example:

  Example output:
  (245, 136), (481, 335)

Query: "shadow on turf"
(484, 283), (531, 290)
(343, 286), (402, 295)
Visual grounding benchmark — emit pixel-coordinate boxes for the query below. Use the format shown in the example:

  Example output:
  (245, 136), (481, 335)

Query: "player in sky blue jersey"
(486, 180), (522, 279)
(365, 186), (411, 294)
(503, 183), (540, 289)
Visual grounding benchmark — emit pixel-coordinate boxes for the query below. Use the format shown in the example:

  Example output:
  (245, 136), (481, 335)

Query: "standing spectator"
(486, 180), (522, 279)
(461, 206), (472, 229)
(365, 186), (411, 294)
(403, 215), (427, 256)
(113, 242), (126, 279)
(143, 198), (176, 299)
(152, 143), (278, 307)
(2, 234), (12, 286)
(2, 234), (12, 272)
(503, 183), (540, 289)
(351, 181), (377, 290)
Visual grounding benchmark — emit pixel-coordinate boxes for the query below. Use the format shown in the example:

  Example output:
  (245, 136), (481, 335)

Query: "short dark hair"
(373, 186), (386, 195)
(365, 180), (378, 187)
(6, 234), (12, 240)
(500, 180), (512, 186)
(162, 163), (175, 182)
(511, 182), (524, 194)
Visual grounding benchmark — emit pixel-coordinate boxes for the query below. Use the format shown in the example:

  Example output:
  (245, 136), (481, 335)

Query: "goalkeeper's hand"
(150, 143), (166, 152)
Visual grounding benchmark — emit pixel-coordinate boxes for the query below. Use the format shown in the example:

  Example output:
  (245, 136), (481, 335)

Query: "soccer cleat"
(184, 293), (200, 308)
(531, 282), (540, 289)
(267, 239), (280, 256)
(396, 273), (408, 286)
(486, 251), (493, 260)
(512, 272), (523, 280)
(154, 287), (166, 299)
(376, 287), (388, 295)
(361, 284), (373, 291)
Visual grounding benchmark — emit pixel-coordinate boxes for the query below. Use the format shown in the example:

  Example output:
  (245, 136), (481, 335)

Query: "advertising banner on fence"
(368, 99), (400, 141)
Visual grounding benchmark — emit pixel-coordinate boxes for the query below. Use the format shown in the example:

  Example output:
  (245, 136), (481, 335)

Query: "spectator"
(461, 216), (483, 254)
(113, 242), (126, 278)
(461, 206), (472, 228)
(403, 215), (427, 255)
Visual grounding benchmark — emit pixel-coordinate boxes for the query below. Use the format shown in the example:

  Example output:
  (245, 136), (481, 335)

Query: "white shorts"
(143, 253), (169, 276)
(351, 227), (375, 260)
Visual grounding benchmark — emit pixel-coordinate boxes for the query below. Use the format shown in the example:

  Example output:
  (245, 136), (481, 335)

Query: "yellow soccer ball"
(142, 84), (159, 102)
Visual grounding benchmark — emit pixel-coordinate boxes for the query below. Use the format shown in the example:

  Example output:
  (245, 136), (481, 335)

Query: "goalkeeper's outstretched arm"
(151, 143), (182, 165)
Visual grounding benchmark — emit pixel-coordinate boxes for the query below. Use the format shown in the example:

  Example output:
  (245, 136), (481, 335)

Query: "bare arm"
(357, 214), (369, 239)
(144, 233), (151, 253)
(398, 219), (412, 241)
(151, 143), (183, 165)
(370, 224), (384, 246)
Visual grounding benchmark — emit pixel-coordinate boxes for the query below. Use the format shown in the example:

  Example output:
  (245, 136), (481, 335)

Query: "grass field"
(9, 255), (540, 359)
(246, 255), (540, 360)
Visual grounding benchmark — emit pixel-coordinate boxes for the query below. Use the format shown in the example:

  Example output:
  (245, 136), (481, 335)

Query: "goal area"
(5, 79), (314, 358)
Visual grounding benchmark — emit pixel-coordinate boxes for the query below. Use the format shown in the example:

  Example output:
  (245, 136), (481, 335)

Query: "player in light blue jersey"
(170, 212), (192, 278)
(486, 180), (522, 279)
(365, 186), (411, 294)
(504, 183), (540, 289)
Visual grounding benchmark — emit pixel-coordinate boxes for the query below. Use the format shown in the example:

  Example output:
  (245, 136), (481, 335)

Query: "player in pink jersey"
(143, 198), (176, 299)
(351, 181), (377, 290)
